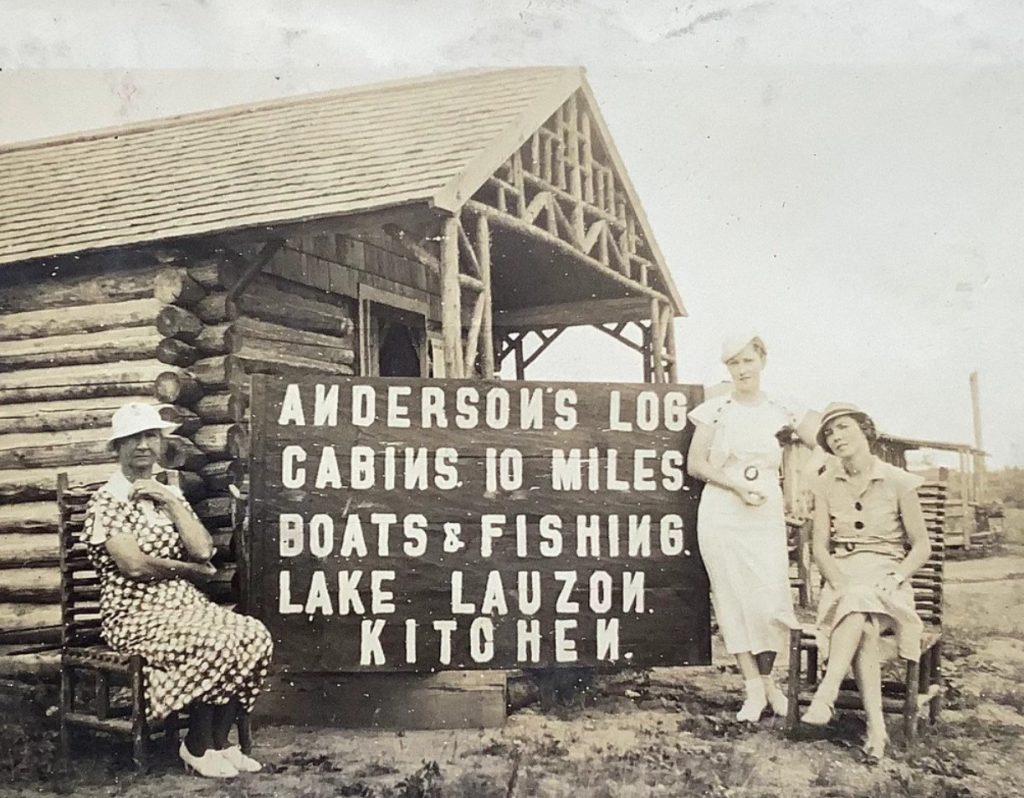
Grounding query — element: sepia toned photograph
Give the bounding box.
[1,1,1022,796]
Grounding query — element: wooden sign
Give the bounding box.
[248,376,710,672]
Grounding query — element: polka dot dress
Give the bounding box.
[84,476,273,720]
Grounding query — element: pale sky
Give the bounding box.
[2,1,1022,465]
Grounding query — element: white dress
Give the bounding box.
[689,394,803,655]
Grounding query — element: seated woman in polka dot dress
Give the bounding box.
[85,402,273,779]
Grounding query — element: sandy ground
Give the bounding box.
[5,550,1024,797]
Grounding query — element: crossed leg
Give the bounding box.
[802,612,867,724]
[852,619,887,755]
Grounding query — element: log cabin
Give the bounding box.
[0,67,686,721]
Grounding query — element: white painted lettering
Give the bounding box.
[278,384,306,425]
[281,445,306,489]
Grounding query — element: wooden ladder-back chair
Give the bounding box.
[57,472,250,770]
[784,481,947,743]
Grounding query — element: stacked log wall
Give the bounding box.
[0,228,431,656]
[0,253,236,649]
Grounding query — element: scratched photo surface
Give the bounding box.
[1,2,1022,796]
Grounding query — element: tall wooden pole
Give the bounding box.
[477,215,495,380]
[969,371,985,502]
[440,216,463,378]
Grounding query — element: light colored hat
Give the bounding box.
[721,331,765,363]
[108,402,178,444]
[816,402,871,452]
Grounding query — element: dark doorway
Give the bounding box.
[378,320,421,377]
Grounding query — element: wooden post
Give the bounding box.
[785,628,802,733]
[130,655,147,771]
[958,449,972,550]
[581,111,594,204]
[512,151,526,219]
[567,95,585,241]
[514,336,526,380]
[903,657,920,743]
[555,107,567,190]
[641,322,653,384]
[663,305,678,382]
[440,216,463,378]
[969,371,985,501]
[477,215,495,379]
[650,300,665,384]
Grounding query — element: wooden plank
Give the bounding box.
[0,534,59,566]
[248,376,708,673]
[0,428,115,470]
[0,602,60,633]
[253,671,507,729]
[0,298,163,341]
[0,263,164,313]
[0,360,181,405]
[0,567,60,601]
[0,395,154,435]
[0,464,117,502]
[494,298,654,329]
[0,502,60,534]
[0,326,162,371]
[229,276,356,338]
[0,652,59,678]
[230,316,354,351]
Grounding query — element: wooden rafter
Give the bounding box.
[464,201,665,303]
[494,327,566,380]
[470,90,679,311]
[595,321,646,354]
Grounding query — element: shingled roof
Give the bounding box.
[0,67,680,312]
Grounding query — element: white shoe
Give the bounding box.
[179,742,239,778]
[736,678,767,722]
[763,679,789,716]
[219,745,262,773]
[800,699,834,726]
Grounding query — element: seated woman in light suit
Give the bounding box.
[803,403,931,761]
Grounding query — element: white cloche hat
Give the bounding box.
[107,402,178,445]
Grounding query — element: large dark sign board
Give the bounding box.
[248,376,710,672]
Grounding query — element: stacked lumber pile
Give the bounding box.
[914,481,947,624]
[0,250,357,653]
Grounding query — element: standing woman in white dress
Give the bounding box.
[687,333,816,721]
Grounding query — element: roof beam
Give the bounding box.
[463,200,669,304]
[493,297,654,328]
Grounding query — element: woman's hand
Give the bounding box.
[738,488,767,507]
[191,561,218,582]
[131,478,181,507]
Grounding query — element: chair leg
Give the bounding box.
[129,656,147,772]
[929,642,943,724]
[59,664,73,769]
[163,713,182,755]
[237,710,253,755]
[785,627,802,733]
[903,657,920,745]
[95,671,110,720]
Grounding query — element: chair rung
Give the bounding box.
[65,712,133,735]
[64,655,132,673]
